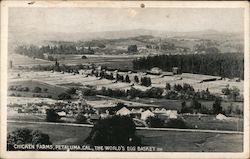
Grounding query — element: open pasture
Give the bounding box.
[9,54,53,67]
[7,122,243,152]
[8,80,69,99]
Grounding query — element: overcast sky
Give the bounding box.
[9,7,244,33]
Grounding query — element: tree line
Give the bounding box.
[133,53,244,79]
[14,44,94,60]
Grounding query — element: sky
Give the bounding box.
[9,7,244,33]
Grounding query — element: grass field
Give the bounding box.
[7,122,243,152]
[125,97,244,113]
[10,54,137,70]
[10,54,53,67]
[8,80,69,99]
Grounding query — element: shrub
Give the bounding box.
[190,98,201,110]
[165,118,187,129]
[23,87,30,92]
[141,77,151,87]
[67,87,77,95]
[7,128,52,150]
[85,115,141,147]
[125,75,131,83]
[146,116,164,128]
[43,88,48,93]
[165,83,171,90]
[134,75,139,83]
[33,87,42,93]
[81,55,87,59]
[82,88,96,96]
[46,109,61,122]
[180,101,193,114]
[212,98,222,114]
[58,92,71,100]
[144,87,163,98]
[128,45,137,53]
[75,113,87,124]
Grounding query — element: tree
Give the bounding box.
[134,75,139,83]
[125,75,131,83]
[165,118,187,129]
[165,83,171,90]
[53,59,61,72]
[144,87,163,98]
[85,115,141,147]
[46,109,61,122]
[132,53,244,80]
[205,47,220,54]
[75,113,87,124]
[58,92,71,100]
[33,87,42,93]
[141,77,151,87]
[128,45,137,53]
[43,88,48,93]
[81,55,87,59]
[230,87,240,102]
[173,84,182,92]
[7,128,52,150]
[191,98,201,110]
[146,116,164,128]
[212,98,222,114]
[66,87,77,95]
[222,88,231,95]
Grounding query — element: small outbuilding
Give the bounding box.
[172,67,182,75]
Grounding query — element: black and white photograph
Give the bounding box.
[0,1,249,159]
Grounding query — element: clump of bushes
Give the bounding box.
[33,87,42,93]
[75,113,87,124]
[85,115,141,147]
[46,109,61,122]
[57,92,71,100]
[146,116,164,128]
[7,128,52,150]
[8,85,30,92]
[165,118,187,129]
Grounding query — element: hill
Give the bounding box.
[8,80,70,99]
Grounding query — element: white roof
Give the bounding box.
[141,110,155,120]
[165,110,178,117]
[169,112,178,119]
[216,113,227,120]
[116,107,131,116]
[57,111,66,116]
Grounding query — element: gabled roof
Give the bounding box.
[116,107,131,116]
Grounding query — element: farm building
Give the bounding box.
[147,67,162,75]
[116,107,131,116]
[57,111,66,117]
[141,110,155,120]
[216,113,228,120]
[172,67,182,75]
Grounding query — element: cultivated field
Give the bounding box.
[8,70,243,96]
[7,122,243,152]
[10,54,140,70]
